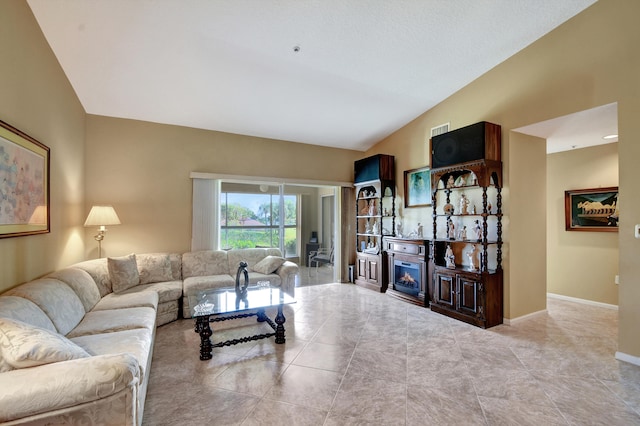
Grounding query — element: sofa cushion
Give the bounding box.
[157,308,179,327]
[227,248,259,272]
[47,268,101,312]
[227,248,283,274]
[182,250,230,278]
[108,254,140,293]
[128,281,182,304]
[67,307,156,338]
[252,255,286,274]
[168,253,183,280]
[0,296,56,332]
[5,279,86,336]
[266,248,284,257]
[72,259,113,297]
[71,328,153,380]
[182,275,236,318]
[157,299,179,317]
[93,290,159,312]
[137,253,173,284]
[0,318,89,371]
[0,353,139,424]
[0,350,8,373]
[183,275,235,295]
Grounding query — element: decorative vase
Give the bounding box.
[235,261,249,304]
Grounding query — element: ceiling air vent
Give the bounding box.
[431,122,450,137]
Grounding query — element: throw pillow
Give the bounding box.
[0,318,89,369]
[108,254,140,293]
[252,256,286,274]
[137,254,173,285]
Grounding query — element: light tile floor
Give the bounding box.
[143,283,640,425]
[296,265,336,287]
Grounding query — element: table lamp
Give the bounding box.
[84,205,121,257]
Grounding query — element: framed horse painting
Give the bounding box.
[564,187,618,232]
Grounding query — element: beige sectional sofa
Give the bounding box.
[0,248,297,425]
[0,270,158,426]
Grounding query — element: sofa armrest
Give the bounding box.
[276,261,298,297]
[0,353,140,423]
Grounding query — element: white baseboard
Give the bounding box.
[615,351,640,367]
[547,293,618,310]
[504,292,618,325]
[503,308,548,326]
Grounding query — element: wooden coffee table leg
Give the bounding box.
[196,316,213,360]
[275,304,286,344]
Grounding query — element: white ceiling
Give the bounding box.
[27,0,597,152]
[515,103,618,154]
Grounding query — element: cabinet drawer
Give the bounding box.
[391,243,420,255]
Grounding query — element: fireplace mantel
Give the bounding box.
[383,237,430,306]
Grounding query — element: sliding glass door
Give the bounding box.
[219,184,298,257]
[191,176,340,280]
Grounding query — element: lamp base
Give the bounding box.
[94,229,106,258]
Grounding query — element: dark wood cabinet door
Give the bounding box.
[367,257,379,285]
[356,257,367,281]
[457,275,478,314]
[434,272,455,306]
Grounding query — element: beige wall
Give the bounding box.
[84,115,361,258]
[0,1,86,293]
[507,132,547,318]
[547,143,619,305]
[368,0,640,357]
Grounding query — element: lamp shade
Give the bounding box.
[28,205,48,225]
[84,205,121,227]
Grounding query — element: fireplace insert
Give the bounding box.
[393,260,421,296]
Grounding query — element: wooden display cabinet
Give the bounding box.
[429,156,503,328]
[354,154,395,292]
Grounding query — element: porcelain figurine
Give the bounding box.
[459,193,469,215]
[474,219,483,241]
[445,244,455,269]
[447,219,455,240]
[446,175,455,189]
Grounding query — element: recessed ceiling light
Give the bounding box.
[603,134,618,140]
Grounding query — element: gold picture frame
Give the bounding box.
[0,120,50,238]
[564,187,618,232]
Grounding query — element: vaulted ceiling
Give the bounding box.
[28,0,597,151]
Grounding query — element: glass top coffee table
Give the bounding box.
[189,285,296,360]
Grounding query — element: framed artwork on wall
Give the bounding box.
[0,120,50,238]
[404,166,431,208]
[564,187,618,232]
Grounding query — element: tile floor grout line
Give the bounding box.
[323,296,371,424]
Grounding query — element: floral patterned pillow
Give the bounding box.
[0,317,89,370]
[252,256,285,274]
[108,254,140,293]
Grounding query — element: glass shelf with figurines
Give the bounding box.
[429,158,503,275]
[355,182,395,257]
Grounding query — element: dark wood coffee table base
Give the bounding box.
[194,304,286,360]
